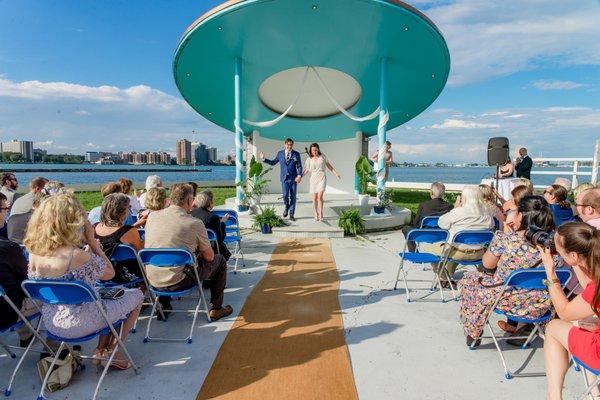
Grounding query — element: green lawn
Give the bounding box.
[75,187,236,211]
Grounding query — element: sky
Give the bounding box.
[0,0,599,162]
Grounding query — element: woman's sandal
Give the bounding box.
[497,320,518,334]
[100,349,131,370]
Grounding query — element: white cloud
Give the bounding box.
[503,114,526,119]
[0,76,230,155]
[430,118,500,129]
[531,80,587,90]
[482,111,509,116]
[418,1,600,85]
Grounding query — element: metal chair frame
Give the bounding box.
[436,230,495,301]
[216,210,245,273]
[0,284,54,397]
[98,244,165,332]
[468,268,572,380]
[20,279,140,400]
[419,216,440,229]
[138,248,210,344]
[394,228,451,302]
[572,356,600,400]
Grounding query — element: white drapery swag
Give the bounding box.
[242,66,381,128]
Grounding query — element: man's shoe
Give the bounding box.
[210,305,233,321]
[283,209,288,218]
[289,215,296,221]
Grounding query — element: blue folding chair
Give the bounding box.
[493,217,501,231]
[19,245,29,262]
[438,230,495,301]
[222,214,245,273]
[138,248,210,344]
[473,268,572,379]
[419,216,440,228]
[137,228,145,241]
[551,204,576,226]
[21,279,139,400]
[0,284,53,397]
[572,356,600,400]
[394,229,450,302]
[206,228,220,254]
[98,244,162,332]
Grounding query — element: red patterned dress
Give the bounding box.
[458,231,561,338]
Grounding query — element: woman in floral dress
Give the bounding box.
[459,195,561,345]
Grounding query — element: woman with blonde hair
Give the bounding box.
[25,194,143,369]
[138,175,162,209]
[138,187,169,220]
[478,184,504,224]
[420,185,494,286]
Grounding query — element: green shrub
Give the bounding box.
[252,206,285,230]
[338,208,365,236]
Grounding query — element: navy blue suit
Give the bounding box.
[263,149,303,216]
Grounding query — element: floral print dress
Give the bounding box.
[458,231,561,338]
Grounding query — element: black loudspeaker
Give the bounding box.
[487,137,510,166]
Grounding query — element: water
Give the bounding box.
[0,163,590,188]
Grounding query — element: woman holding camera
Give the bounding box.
[459,195,560,346]
[542,222,600,400]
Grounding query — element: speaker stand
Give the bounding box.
[495,165,501,205]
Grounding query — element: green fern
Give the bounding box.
[338,208,365,236]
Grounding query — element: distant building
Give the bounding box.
[176,139,192,165]
[207,147,217,163]
[85,151,101,163]
[1,139,34,161]
[158,151,172,164]
[194,142,208,165]
[131,152,147,164]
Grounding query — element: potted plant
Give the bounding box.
[355,156,375,208]
[237,156,271,211]
[373,188,393,214]
[338,208,365,236]
[252,206,285,234]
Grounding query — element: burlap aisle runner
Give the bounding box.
[196,238,358,400]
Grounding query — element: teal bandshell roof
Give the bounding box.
[173,0,450,142]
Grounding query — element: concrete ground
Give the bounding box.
[0,230,584,399]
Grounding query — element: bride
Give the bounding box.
[302,143,341,221]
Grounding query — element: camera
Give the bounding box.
[525,225,556,253]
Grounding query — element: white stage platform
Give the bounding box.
[222,194,411,238]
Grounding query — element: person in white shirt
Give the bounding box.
[419,185,494,286]
[138,175,162,210]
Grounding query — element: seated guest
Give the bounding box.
[144,183,232,321]
[458,196,559,345]
[118,178,142,216]
[0,193,7,239]
[502,184,533,214]
[576,188,600,229]
[9,177,48,216]
[188,182,199,197]
[1,172,19,206]
[401,182,453,251]
[138,187,169,220]
[573,183,595,219]
[94,193,144,284]
[554,177,572,192]
[541,222,600,399]
[25,194,143,369]
[89,182,142,227]
[7,192,48,244]
[138,175,162,209]
[0,195,35,346]
[545,184,575,225]
[191,190,232,261]
[479,184,504,224]
[419,185,494,286]
[44,180,68,195]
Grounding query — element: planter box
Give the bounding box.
[260,223,272,234]
[373,206,386,214]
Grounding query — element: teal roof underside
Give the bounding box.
[173,0,450,142]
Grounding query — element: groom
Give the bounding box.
[260,138,302,221]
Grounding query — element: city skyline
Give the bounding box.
[0,1,599,162]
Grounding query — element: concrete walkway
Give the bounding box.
[0,231,584,399]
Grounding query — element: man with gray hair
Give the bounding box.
[401,182,453,251]
[191,190,231,261]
